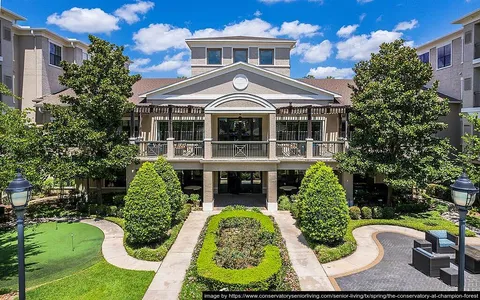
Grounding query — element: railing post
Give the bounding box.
[269,139,276,159]
[167,138,174,159]
[204,138,212,159]
[306,138,313,158]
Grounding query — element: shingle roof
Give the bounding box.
[299,78,354,106]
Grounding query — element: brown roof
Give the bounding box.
[299,78,354,106]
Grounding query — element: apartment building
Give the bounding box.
[416,9,480,147]
[0,7,88,119]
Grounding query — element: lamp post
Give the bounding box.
[5,170,33,300]
[450,171,479,292]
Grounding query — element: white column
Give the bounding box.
[269,113,276,159]
[167,138,174,159]
[306,138,313,158]
[204,113,212,159]
[267,171,278,211]
[203,171,214,211]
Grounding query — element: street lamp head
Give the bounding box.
[450,171,479,209]
[5,170,33,209]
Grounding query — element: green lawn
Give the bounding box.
[26,260,154,300]
[0,222,104,291]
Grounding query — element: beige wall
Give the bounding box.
[438,102,462,150]
[1,18,15,107]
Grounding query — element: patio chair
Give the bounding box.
[412,247,450,277]
[425,230,458,254]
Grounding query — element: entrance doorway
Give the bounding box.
[218,171,262,194]
[218,118,262,141]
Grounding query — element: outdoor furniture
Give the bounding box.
[279,186,297,195]
[414,239,432,253]
[412,247,450,277]
[425,230,458,254]
[451,245,480,274]
[184,185,202,195]
[440,267,458,287]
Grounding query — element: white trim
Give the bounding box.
[461,107,480,113]
[267,202,278,212]
[436,42,452,71]
[145,94,333,101]
[203,201,214,211]
[206,48,223,65]
[139,62,342,99]
[48,40,63,68]
[418,51,430,64]
[205,93,276,113]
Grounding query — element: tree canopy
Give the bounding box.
[460,113,480,185]
[336,39,458,192]
[43,35,140,184]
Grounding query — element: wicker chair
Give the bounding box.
[412,247,451,277]
[425,230,458,254]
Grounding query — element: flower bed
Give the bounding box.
[180,208,299,299]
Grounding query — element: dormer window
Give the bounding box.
[234,49,248,63]
[207,48,222,65]
[259,49,274,65]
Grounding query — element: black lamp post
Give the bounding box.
[450,171,479,291]
[5,170,33,300]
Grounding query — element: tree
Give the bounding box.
[154,157,184,222]
[460,113,480,185]
[124,162,171,244]
[0,84,46,192]
[325,76,335,79]
[298,162,349,244]
[303,74,315,79]
[336,40,458,199]
[43,36,140,191]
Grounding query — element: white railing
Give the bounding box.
[313,141,345,158]
[212,141,268,158]
[174,141,204,158]
[276,141,306,158]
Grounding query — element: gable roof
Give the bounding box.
[139,62,342,99]
[299,78,354,106]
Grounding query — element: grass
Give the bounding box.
[26,259,154,300]
[0,222,103,292]
[312,211,476,263]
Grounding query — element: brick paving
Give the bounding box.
[336,232,480,291]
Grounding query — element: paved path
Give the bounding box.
[143,211,212,300]
[81,219,160,271]
[267,211,335,291]
[324,225,480,278]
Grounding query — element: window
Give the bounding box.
[233,49,248,63]
[173,121,204,140]
[157,121,169,141]
[207,48,222,65]
[3,27,11,42]
[4,75,13,91]
[465,31,472,44]
[49,42,62,67]
[437,44,451,69]
[121,119,139,137]
[259,49,274,65]
[464,78,472,91]
[418,52,429,64]
[82,51,90,61]
[276,120,323,140]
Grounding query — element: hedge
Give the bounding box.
[196,210,281,288]
[154,157,184,222]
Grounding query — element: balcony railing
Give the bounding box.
[313,141,345,158]
[174,141,204,158]
[212,141,268,158]
[139,141,167,157]
[474,92,480,107]
[276,141,306,158]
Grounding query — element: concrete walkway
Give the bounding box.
[81,219,160,271]
[143,211,212,300]
[323,225,480,278]
[267,211,335,291]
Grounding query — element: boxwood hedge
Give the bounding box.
[196,210,281,289]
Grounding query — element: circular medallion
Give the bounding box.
[232,74,249,91]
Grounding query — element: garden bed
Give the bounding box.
[105,203,192,261]
[180,208,299,299]
[311,211,476,263]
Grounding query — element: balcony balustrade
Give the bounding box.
[138,141,167,157]
[313,141,345,158]
[276,141,307,158]
[174,141,204,158]
[212,141,269,159]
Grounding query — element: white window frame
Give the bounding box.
[418,52,430,64]
[206,48,223,65]
[258,48,275,66]
[436,42,452,70]
[49,40,63,68]
[233,48,249,64]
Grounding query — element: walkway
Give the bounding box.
[81,219,160,271]
[324,225,480,278]
[143,211,211,300]
[267,211,335,291]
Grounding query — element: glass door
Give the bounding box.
[218,118,262,141]
[218,171,262,194]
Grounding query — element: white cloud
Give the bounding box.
[254,10,262,17]
[292,40,332,63]
[357,0,374,3]
[269,20,321,39]
[336,30,403,61]
[376,15,383,22]
[130,52,190,76]
[46,7,120,34]
[114,1,155,25]
[133,18,321,54]
[133,24,191,54]
[359,13,367,22]
[337,24,359,38]
[394,19,419,31]
[308,67,354,79]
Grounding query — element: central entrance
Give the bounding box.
[218,171,262,194]
[218,118,262,141]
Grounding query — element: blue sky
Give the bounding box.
[3,0,479,78]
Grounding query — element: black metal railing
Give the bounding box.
[212,141,268,158]
[138,141,168,157]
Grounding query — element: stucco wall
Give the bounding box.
[191,47,205,65]
[1,18,15,107]
[438,102,462,150]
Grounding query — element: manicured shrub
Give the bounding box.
[298,162,349,244]
[290,202,300,220]
[361,207,372,219]
[278,195,291,211]
[349,206,361,220]
[372,206,383,219]
[112,194,125,206]
[154,157,183,221]
[382,207,395,219]
[190,194,201,208]
[175,204,192,223]
[124,162,171,245]
[395,201,430,214]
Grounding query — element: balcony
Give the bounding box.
[313,141,345,158]
[276,141,307,158]
[174,141,204,158]
[139,141,167,157]
[212,141,268,159]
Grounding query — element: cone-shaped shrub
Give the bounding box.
[124,162,171,244]
[154,157,183,221]
[298,162,349,244]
